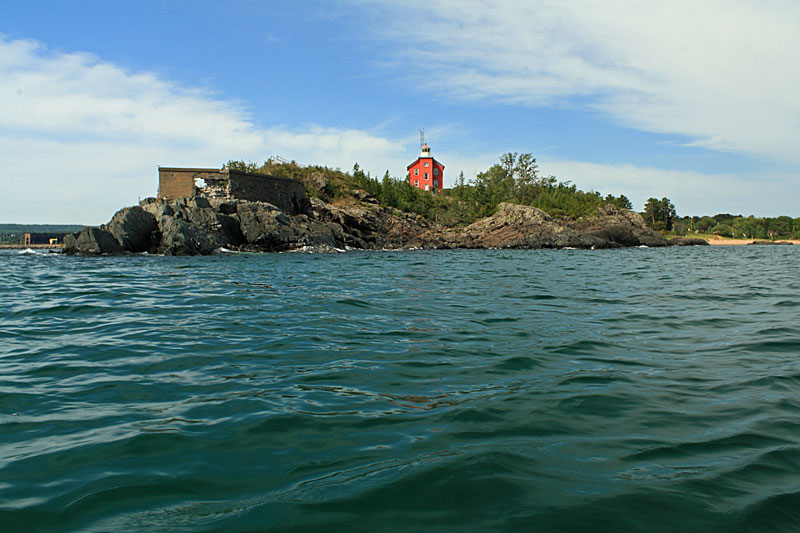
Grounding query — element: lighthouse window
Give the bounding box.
[434,179,438,187]
[414,180,419,187]
[424,173,429,179]
[424,162,430,167]
[414,168,419,176]
[433,168,438,176]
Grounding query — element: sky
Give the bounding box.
[1,0,799,224]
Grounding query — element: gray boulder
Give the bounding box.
[571,205,669,247]
[234,201,341,251]
[304,171,335,201]
[156,217,220,255]
[63,227,124,255]
[234,201,290,247]
[148,198,241,254]
[105,206,159,252]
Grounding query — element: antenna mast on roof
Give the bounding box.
[419,129,425,150]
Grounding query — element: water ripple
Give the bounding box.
[2,247,800,530]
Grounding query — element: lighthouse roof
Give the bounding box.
[407,157,445,170]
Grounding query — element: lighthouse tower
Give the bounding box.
[407,136,445,193]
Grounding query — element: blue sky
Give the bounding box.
[2,0,799,224]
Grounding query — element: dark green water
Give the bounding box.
[3,247,800,531]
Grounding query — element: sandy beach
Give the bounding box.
[705,237,799,246]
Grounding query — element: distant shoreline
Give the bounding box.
[0,244,63,250]
[4,239,795,250]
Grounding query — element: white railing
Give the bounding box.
[269,155,306,168]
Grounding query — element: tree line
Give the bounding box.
[0,224,85,244]
[639,197,800,239]
[229,153,632,227]
[672,214,799,239]
[349,152,631,226]
[227,156,799,237]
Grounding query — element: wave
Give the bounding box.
[4,248,800,530]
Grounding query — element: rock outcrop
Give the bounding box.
[104,206,160,252]
[63,227,124,255]
[669,237,710,246]
[62,196,693,256]
[445,203,607,249]
[569,205,669,247]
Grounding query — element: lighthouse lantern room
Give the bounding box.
[407,132,444,193]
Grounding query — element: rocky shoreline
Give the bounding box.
[63,195,705,256]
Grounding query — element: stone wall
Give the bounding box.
[158,168,222,199]
[157,167,309,215]
[227,171,309,215]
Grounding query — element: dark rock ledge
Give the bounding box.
[63,197,695,256]
[668,237,711,246]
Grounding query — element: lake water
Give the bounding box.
[2,246,800,531]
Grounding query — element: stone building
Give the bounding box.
[157,167,310,215]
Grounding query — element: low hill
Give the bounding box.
[0,224,86,244]
[226,153,632,227]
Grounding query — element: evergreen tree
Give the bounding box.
[643,197,676,231]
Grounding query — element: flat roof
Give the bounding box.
[158,167,222,173]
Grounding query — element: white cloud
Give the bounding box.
[362,0,800,164]
[540,159,795,217]
[263,126,408,177]
[0,36,409,224]
[2,24,796,225]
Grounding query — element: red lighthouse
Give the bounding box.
[407,142,444,193]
